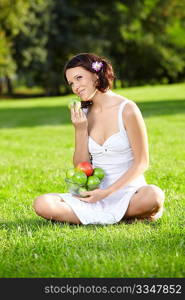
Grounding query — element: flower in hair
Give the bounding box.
[92,61,103,72]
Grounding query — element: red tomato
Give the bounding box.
[76,161,94,177]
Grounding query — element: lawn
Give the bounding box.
[0,83,184,278]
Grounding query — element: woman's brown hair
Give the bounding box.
[63,53,115,108]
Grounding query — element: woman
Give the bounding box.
[33,53,165,225]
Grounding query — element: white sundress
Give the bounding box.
[51,100,148,225]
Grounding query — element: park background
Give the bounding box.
[0,0,184,278]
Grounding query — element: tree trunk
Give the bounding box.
[5,76,13,95]
[113,79,117,89]
[121,79,124,88]
[0,80,3,95]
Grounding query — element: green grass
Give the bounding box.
[0,82,185,278]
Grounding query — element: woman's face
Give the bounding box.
[66,66,98,101]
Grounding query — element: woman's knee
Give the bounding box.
[33,194,57,220]
[148,185,165,210]
[124,185,165,219]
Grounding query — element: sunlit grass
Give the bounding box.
[0,82,184,277]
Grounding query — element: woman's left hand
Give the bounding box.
[75,188,108,203]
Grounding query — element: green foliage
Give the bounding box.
[1,0,185,94]
[0,31,16,77]
[0,0,30,80]
[0,0,29,36]
[110,0,185,85]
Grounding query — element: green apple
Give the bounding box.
[78,186,88,197]
[68,182,78,194]
[72,171,87,185]
[93,167,105,180]
[66,168,75,179]
[87,175,100,190]
[68,99,81,110]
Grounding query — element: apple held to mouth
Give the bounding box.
[68,99,81,110]
[76,161,94,177]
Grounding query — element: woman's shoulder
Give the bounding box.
[112,93,135,106]
[121,98,143,123]
[109,91,141,118]
[115,94,138,112]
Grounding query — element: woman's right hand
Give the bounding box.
[71,105,88,131]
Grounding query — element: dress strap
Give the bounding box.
[118,100,130,132]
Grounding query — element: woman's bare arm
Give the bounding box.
[106,101,149,195]
[71,106,91,167]
[73,129,90,167]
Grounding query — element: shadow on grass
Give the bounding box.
[0,93,46,99]
[138,99,185,118]
[0,99,184,129]
[0,218,109,231]
[0,218,81,232]
[0,216,162,233]
[0,105,70,129]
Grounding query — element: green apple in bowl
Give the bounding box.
[66,168,75,179]
[71,171,87,185]
[78,186,88,197]
[87,175,100,191]
[93,167,105,180]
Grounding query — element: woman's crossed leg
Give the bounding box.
[124,184,165,221]
[33,194,81,224]
[33,184,164,225]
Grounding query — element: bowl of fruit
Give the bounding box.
[65,161,105,197]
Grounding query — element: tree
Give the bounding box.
[10,0,185,95]
[0,0,30,94]
[14,0,112,95]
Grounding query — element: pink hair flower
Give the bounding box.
[92,61,103,72]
